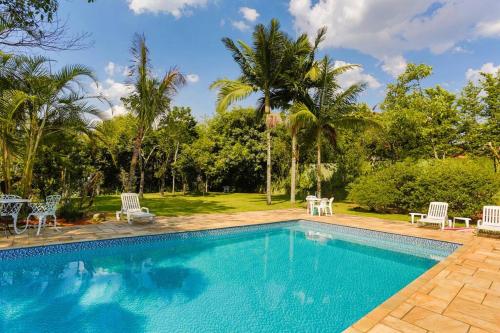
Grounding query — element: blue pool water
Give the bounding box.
[0,221,458,332]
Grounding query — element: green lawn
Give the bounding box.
[93,192,409,222]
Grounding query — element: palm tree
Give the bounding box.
[210,19,310,205]
[283,28,326,203]
[289,56,374,197]
[0,55,103,196]
[125,34,185,193]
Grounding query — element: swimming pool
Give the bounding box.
[0,220,458,332]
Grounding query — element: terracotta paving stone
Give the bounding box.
[1,208,500,333]
[457,285,487,303]
[381,316,427,333]
[390,302,414,319]
[482,294,500,310]
[407,292,450,313]
[444,297,500,332]
[403,306,469,332]
[469,327,496,333]
[367,323,401,333]
[428,281,463,302]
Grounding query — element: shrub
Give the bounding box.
[348,158,500,218]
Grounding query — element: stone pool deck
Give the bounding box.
[1,209,500,333]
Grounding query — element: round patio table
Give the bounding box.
[0,198,30,234]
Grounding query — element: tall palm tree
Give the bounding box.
[289,56,374,197]
[210,19,310,205]
[125,34,185,193]
[283,28,326,203]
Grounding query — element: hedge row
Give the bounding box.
[347,158,500,218]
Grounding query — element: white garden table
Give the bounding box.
[451,216,471,228]
[0,198,30,234]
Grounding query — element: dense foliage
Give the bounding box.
[348,159,500,218]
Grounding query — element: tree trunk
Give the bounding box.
[290,132,297,203]
[138,156,145,199]
[172,141,179,195]
[266,129,272,205]
[205,178,208,194]
[316,138,322,198]
[1,144,11,193]
[21,116,45,197]
[127,127,143,193]
[160,176,165,196]
[265,95,272,205]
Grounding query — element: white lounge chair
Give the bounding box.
[477,206,500,233]
[116,193,155,224]
[410,202,449,230]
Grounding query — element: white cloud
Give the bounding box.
[381,55,407,77]
[128,0,210,18]
[232,20,250,32]
[186,73,200,83]
[333,60,381,89]
[104,62,128,77]
[465,62,500,83]
[289,0,500,77]
[476,20,500,37]
[104,62,116,77]
[92,79,133,105]
[240,7,259,22]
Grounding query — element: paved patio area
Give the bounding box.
[1,209,500,333]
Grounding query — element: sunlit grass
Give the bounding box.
[93,192,409,222]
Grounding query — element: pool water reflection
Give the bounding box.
[0,223,440,332]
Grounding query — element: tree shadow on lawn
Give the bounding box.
[94,195,233,217]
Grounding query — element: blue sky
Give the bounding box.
[45,0,500,119]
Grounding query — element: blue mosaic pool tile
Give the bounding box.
[0,220,460,261]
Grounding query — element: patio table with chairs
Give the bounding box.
[306,196,334,216]
[0,194,61,236]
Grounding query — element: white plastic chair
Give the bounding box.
[306,195,317,215]
[116,193,155,224]
[410,202,449,230]
[26,194,61,236]
[0,195,24,236]
[477,206,500,233]
[315,198,334,216]
[322,197,334,216]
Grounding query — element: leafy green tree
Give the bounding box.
[210,19,310,204]
[479,70,500,170]
[380,63,460,160]
[154,106,197,195]
[457,81,484,153]
[124,34,185,192]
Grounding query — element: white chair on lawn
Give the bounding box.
[410,202,449,230]
[306,195,317,215]
[27,194,61,236]
[116,193,155,224]
[477,206,500,233]
[322,197,334,216]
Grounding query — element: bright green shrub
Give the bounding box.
[348,158,500,218]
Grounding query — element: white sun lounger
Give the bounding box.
[116,193,155,224]
[477,206,500,233]
[410,202,448,230]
